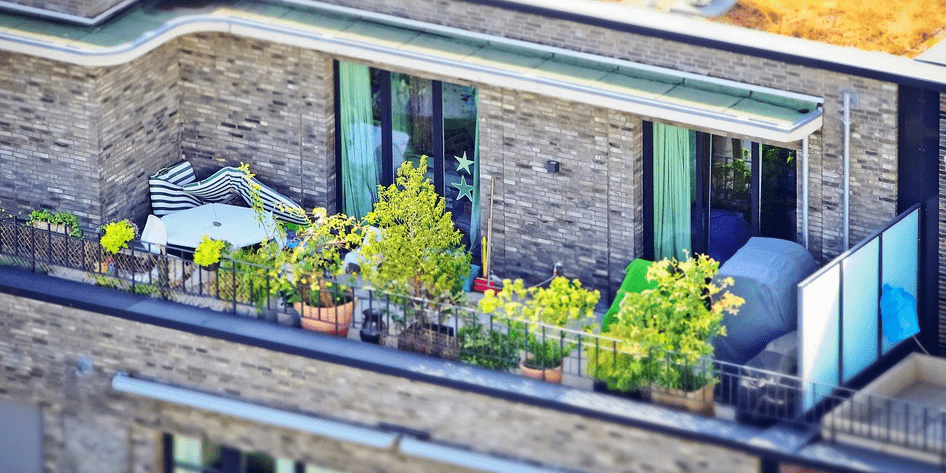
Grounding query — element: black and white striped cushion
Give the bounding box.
[149,161,202,216]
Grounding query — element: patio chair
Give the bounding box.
[140,214,192,286]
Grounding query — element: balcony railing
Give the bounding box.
[1,216,941,464]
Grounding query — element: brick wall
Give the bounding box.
[0,53,101,233]
[7,0,126,19]
[479,87,642,295]
[0,42,179,233]
[178,33,336,212]
[95,41,181,226]
[0,291,761,473]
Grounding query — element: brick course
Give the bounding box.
[0,291,761,473]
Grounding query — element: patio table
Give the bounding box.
[161,203,279,249]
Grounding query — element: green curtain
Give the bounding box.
[339,62,378,219]
[653,123,691,260]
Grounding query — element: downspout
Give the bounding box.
[802,136,809,249]
[842,93,852,250]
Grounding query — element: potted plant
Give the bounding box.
[479,276,599,383]
[271,207,364,337]
[604,252,744,415]
[99,219,140,273]
[458,316,520,372]
[28,209,82,237]
[193,235,229,271]
[359,157,471,358]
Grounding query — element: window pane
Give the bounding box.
[243,451,276,473]
[708,136,751,263]
[173,435,202,467]
[760,145,797,241]
[275,459,295,473]
[391,72,433,171]
[443,82,479,257]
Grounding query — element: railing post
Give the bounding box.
[30,221,35,273]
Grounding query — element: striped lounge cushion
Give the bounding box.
[149,161,202,216]
[182,167,307,225]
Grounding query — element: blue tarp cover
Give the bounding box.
[713,238,817,365]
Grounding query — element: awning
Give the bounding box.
[0,0,823,143]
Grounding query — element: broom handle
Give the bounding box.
[485,178,495,279]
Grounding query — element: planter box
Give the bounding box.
[397,323,458,360]
[649,382,715,416]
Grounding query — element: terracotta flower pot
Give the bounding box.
[520,362,563,384]
[295,298,355,337]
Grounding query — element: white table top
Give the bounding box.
[161,203,279,249]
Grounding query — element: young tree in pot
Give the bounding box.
[358,157,471,359]
[604,252,744,414]
[479,277,599,383]
[272,207,364,337]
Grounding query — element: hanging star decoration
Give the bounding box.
[454,151,474,174]
[451,152,475,202]
[452,175,475,203]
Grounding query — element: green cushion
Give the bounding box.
[602,259,656,332]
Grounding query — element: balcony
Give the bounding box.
[0,211,938,472]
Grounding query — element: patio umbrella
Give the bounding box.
[880,283,919,345]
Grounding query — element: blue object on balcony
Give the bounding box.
[880,283,919,344]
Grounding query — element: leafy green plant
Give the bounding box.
[479,276,599,369]
[28,209,82,237]
[236,165,363,310]
[193,236,229,268]
[458,318,520,371]
[98,220,137,255]
[360,156,471,326]
[605,252,744,391]
[218,243,279,313]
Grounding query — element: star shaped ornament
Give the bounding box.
[451,175,475,203]
[454,152,474,174]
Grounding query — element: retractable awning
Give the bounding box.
[0,0,823,143]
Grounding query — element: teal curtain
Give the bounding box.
[653,123,691,260]
[339,62,378,219]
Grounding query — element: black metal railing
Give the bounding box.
[1,216,941,463]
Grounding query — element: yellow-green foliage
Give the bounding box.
[193,236,229,267]
[99,220,136,255]
[720,0,946,57]
[360,156,470,305]
[600,253,744,390]
[479,276,599,368]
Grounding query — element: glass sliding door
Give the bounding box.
[390,72,433,174]
[337,61,480,258]
[648,122,798,264]
[442,83,480,254]
[760,145,797,241]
